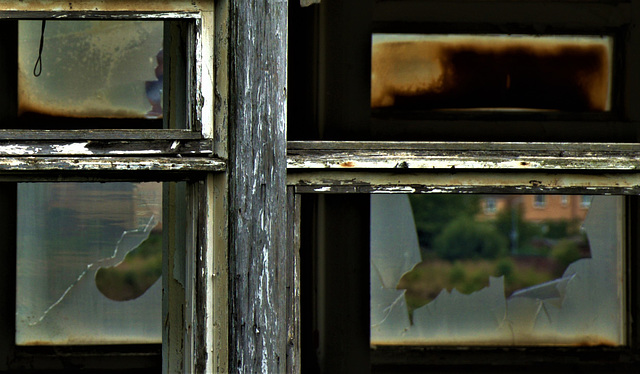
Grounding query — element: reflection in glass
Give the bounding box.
[371,194,624,346]
[16,183,162,345]
[371,34,612,112]
[18,21,163,120]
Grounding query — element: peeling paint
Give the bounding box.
[372,186,416,193]
[51,142,91,154]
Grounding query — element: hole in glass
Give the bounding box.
[371,194,625,346]
[371,34,612,112]
[16,182,162,345]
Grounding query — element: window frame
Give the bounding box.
[287,0,640,372]
[288,150,640,372]
[0,1,225,372]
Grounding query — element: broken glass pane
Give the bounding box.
[371,34,612,112]
[16,182,162,345]
[370,194,625,346]
[18,20,163,122]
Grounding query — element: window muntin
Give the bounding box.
[371,194,625,346]
[0,7,216,374]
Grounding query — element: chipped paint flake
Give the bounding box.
[51,142,92,154]
[373,186,417,193]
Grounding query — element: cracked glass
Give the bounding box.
[16,182,162,345]
[371,194,625,346]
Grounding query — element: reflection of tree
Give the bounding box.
[95,227,162,301]
[403,195,592,317]
[433,216,507,260]
[409,194,480,255]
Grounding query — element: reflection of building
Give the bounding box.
[480,195,591,222]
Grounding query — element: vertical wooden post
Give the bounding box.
[229,0,291,372]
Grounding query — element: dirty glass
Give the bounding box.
[16,182,163,345]
[371,194,625,346]
[371,35,612,112]
[18,20,163,123]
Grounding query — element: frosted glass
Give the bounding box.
[372,34,612,112]
[16,183,162,345]
[371,194,625,346]
[18,20,163,119]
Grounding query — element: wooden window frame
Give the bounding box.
[0,1,226,373]
[287,0,640,372]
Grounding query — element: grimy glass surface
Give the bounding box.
[16,183,162,345]
[371,35,612,112]
[371,194,625,346]
[18,20,163,120]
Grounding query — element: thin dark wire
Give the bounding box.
[33,20,46,77]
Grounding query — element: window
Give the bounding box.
[533,195,547,208]
[0,1,223,372]
[582,195,594,209]
[288,0,640,372]
[483,197,497,214]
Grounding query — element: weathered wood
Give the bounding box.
[163,182,187,374]
[288,141,640,152]
[373,0,631,27]
[287,142,640,170]
[287,169,640,193]
[0,11,199,19]
[0,156,224,172]
[0,129,203,140]
[0,0,204,15]
[289,170,640,193]
[286,187,301,373]
[229,0,289,372]
[0,139,213,156]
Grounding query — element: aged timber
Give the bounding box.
[0,156,224,173]
[229,0,292,373]
[0,139,213,156]
[288,141,640,170]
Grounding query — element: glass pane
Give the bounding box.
[18,21,163,125]
[371,34,612,112]
[16,182,162,345]
[371,194,625,346]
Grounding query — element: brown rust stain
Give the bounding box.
[340,161,357,168]
[371,35,611,112]
[371,335,619,347]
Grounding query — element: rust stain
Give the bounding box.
[371,335,619,347]
[371,35,611,112]
[340,161,357,168]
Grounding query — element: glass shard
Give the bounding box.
[16,182,163,345]
[370,194,624,346]
[371,34,612,112]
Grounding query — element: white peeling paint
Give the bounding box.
[373,187,417,193]
[51,142,92,154]
[313,186,331,192]
[108,150,163,155]
[0,145,41,155]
